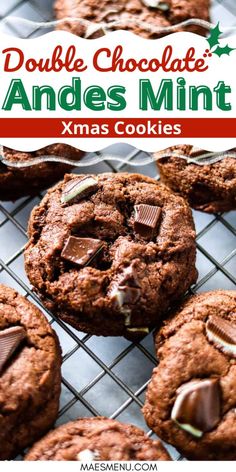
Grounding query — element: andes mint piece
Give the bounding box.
[110,285,141,326]
[110,263,141,326]
[127,327,149,334]
[206,315,236,358]
[171,379,221,438]
[115,285,141,305]
[62,236,104,266]
[0,326,26,373]
[61,177,98,205]
[189,147,206,158]
[77,450,98,461]
[134,204,161,238]
[142,0,170,11]
[119,262,141,288]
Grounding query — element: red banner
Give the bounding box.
[0,118,236,138]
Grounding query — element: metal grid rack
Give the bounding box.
[0,0,235,461]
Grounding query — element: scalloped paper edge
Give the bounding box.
[1,146,236,168]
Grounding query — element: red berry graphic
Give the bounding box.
[204,49,212,59]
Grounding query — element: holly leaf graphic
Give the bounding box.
[207,23,222,49]
[213,44,235,57]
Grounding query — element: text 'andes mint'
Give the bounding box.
[61,176,98,205]
[134,204,161,237]
[171,379,221,438]
[206,315,236,358]
[0,326,26,373]
[62,236,104,266]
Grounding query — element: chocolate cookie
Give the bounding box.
[143,290,236,460]
[54,0,210,38]
[24,172,197,338]
[0,284,61,460]
[155,145,236,213]
[25,417,171,460]
[0,144,83,201]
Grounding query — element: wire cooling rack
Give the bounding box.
[0,0,235,461]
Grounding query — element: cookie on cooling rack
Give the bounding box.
[143,290,236,460]
[24,172,197,339]
[0,284,61,460]
[25,416,171,460]
[0,145,83,201]
[54,0,210,38]
[155,145,236,213]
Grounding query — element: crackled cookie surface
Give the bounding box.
[24,173,197,338]
[54,0,209,38]
[0,145,83,201]
[155,145,236,213]
[0,284,61,460]
[143,290,236,460]
[26,417,171,460]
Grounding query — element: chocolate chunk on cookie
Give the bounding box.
[0,284,61,460]
[155,145,236,213]
[134,204,162,238]
[25,417,171,460]
[143,290,236,460]
[0,326,26,372]
[54,0,210,38]
[25,172,197,338]
[171,378,221,438]
[0,145,83,201]
[61,236,104,266]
